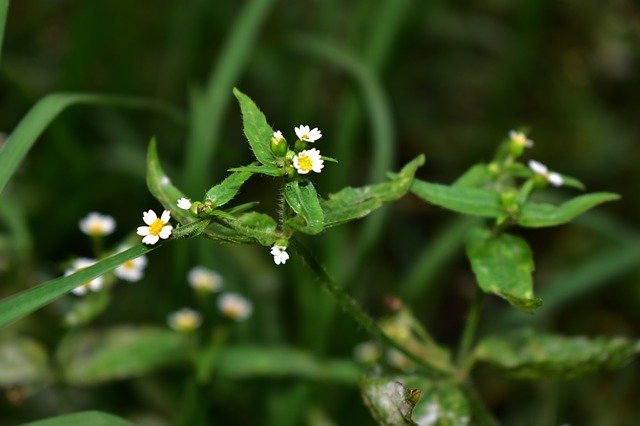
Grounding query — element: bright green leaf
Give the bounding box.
[0,245,155,329]
[229,164,282,177]
[453,164,493,188]
[518,192,620,228]
[20,411,133,426]
[474,329,640,379]
[284,180,324,235]
[56,326,188,385]
[466,227,541,312]
[0,335,50,386]
[412,180,503,218]
[205,170,252,207]
[233,88,277,166]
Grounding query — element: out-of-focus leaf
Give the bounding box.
[317,154,424,229]
[0,245,154,329]
[215,346,361,384]
[233,88,277,166]
[57,327,188,385]
[64,290,111,327]
[360,377,419,425]
[0,335,50,386]
[205,170,252,207]
[401,377,471,426]
[412,180,502,218]
[21,411,133,426]
[284,180,324,235]
[466,227,541,312]
[453,164,493,188]
[229,163,282,177]
[474,329,640,379]
[518,192,620,228]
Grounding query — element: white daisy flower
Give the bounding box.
[294,125,322,143]
[187,266,223,293]
[509,130,534,148]
[167,308,202,332]
[177,197,192,210]
[218,293,253,321]
[114,255,148,282]
[270,244,289,265]
[79,212,116,237]
[273,130,284,141]
[292,148,324,175]
[136,210,173,245]
[66,257,104,296]
[528,160,564,187]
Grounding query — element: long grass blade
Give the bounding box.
[0,0,8,63]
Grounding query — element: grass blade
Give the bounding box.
[0,0,8,63]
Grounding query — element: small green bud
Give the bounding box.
[500,189,520,216]
[189,202,202,217]
[195,200,215,218]
[270,132,288,157]
[488,162,500,175]
[294,139,307,152]
[508,142,525,158]
[283,165,296,178]
[275,238,288,247]
[285,150,295,161]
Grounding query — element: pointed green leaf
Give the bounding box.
[285,180,324,235]
[21,411,133,426]
[453,164,493,188]
[0,245,155,329]
[317,155,424,229]
[233,88,277,166]
[474,329,640,379]
[0,335,50,386]
[56,326,188,385]
[205,170,252,207]
[466,227,541,312]
[518,192,620,228]
[412,180,503,218]
[229,164,282,177]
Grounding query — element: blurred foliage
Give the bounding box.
[1,0,640,424]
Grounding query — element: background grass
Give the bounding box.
[1,1,640,424]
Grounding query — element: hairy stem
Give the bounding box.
[290,237,450,378]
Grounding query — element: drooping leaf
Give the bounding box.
[518,192,620,228]
[316,154,424,229]
[20,411,133,426]
[474,329,640,379]
[466,227,541,312]
[412,180,503,218]
[284,180,324,235]
[56,326,188,385]
[233,88,277,166]
[229,163,282,177]
[0,335,50,386]
[205,170,252,207]
[360,377,420,425]
[0,245,155,329]
[214,346,361,384]
[401,377,471,426]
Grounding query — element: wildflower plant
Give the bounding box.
[0,88,637,425]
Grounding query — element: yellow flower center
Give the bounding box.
[297,155,313,172]
[87,223,104,236]
[149,218,164,235]
[123,260,135,269]
[302,133,310,141]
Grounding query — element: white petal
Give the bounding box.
[159,225,173,239]
[548,172,564,187]
[528,160,548,175]
[177,198,192,209]
[295,125,310,140]
[143,210,157,225]
[89,279,103,291]
[137,226,150,236]
[273,130,283,140]
[142,234,160,245]
[160,210,171,223]
[72,285,88,296]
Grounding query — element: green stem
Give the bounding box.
[290,237,450,378]
[462,382,500,426]
[456,286,484,371]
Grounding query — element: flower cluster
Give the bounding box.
[271,124,325,176]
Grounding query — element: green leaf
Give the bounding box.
[0,245,155,329]
[466,227,541,312]
[474,329,640,379]
[453,164,493,188]
[412,180,503,218]
[233,88,277,166]
[56,326,188,385]
[285,180,324,235]
[214,212,278,246]
[518,192,620,228]
[0,94,183,197]
[0,335,50,386]
[205,171,252,207]
[229,164,282,177]
[317,155,424,229]
[360,377,420,425]
[401,377,471,426]
[20,411,133,426]
[215,346,361,384]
